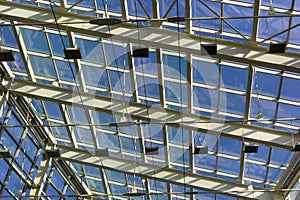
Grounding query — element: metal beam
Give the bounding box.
[1,1,300,73]
[276,152,300,189]
[29,154,52,198]
[2,77,299,150]
[0,89,8,117]
[11,24,36,81]
[251,0,261,41]
[282,158,300,198]
[57,145,283,200]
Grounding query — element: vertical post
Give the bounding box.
[29,153,51,199]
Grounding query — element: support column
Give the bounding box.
[0,89,9,118]
[29,153,51,199]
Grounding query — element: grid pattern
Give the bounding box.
[0,0,300,199]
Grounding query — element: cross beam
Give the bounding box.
[0,1,300,73]
[57,145,282,200]
[2,78,299,150]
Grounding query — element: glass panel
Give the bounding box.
[165,81,187,104]
[217,194,237,200]
[289,17,300,44]
[135,52,158,75]
[127,0,152,17]
[163,54,187,79]
[109,70,132,93]
[159,0,185,18]
[15,151,32,173]
[144,142,164,159]
[6,113,24,142]
[30,55,56,78]
[74,127,93,145]
[84,165,100,177]
[107,0,122,13]
[193,86,218,109]
[98,132,120,150]
[1,26,17,48]
[120,136,140,153]
[261,0,292,9]
[195,154,216,170]
[128,174,144,187]
[219,137,242,157]
[21,28,50,54]
[9,52,26,73]
[149,179,168,192]
[220,92,245,115]
[6,170,22,195]
[23,137,37,160]
[82,65,108,88]
[56,60,77,82]
[281,77,300,101]
[246,145,270,163]
[268,167,283,183]
[45,184,60,196]
[0,159,9,182]
[104,43,128,69]
[277,103,300,126]
[244,162,267,181]
[258,10,289,41]
[76,38,104,64]
[192,0,221,29]
[106,170,126,183]
[143,124,163,141]
[87,179,105,192]
[44,101,63,120]
[193,60,219,86]
[51,124,69,140]
[68,0,95,8]
[270,148,294,166]
[137,76,160,98]
[109,183,128,194]
[171,184,190,197]
[51,170,65,190]
[253,71,280,97]
[169,146,189,164]
[224,4,253,36]
[250,98,277,119]
[194,132,217,152]
[221,66,248,91]
[218,157,240,175]
[92,111,116,131]
[48,33,70,57]
[168,126,189,146]
[68,106,88,124]
[1,131,17,156]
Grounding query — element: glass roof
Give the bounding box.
[0,0,300,199]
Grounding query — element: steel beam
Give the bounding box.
[276,152,300,189]
[282,157,300,198]
[0,89,8,118]
[29,154,52,199]
[1,1,300,73]
[57,145,283,200]
[251,0,261,41]
[2,78,299,150]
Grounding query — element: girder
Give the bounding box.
[2,77,299,150]
[0,1,300,73]
[0,1,299,199]
[57,145,283,200]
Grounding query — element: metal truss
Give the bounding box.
[2,77,299,150]
[57,144,283,200]
[1,0,300,199]
[0,1,300,74]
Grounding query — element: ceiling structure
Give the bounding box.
[0,0,300,199]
